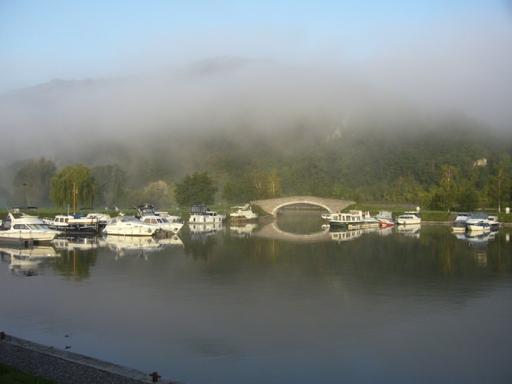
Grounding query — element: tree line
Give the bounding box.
[1,124,511,211]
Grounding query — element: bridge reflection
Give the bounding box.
[254,221,331,243]
[253,221,402,243]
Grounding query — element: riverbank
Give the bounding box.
[0,333,169,384]
[0,362,55,383]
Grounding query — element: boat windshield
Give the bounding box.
[470,212,488,219]
[120,216,139,223]
[27,224,50,230]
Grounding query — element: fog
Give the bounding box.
[0,10,511,164]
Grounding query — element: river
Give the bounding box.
[1,211,511,383]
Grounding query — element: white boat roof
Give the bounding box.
[7,213,46,225]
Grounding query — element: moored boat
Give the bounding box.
[328,210,376,229]
[189,204,225,224]
[103,216,160,236]
[140,214,184,234]
[375,211,394,227]
[396,212,421,225]
[465,212,499,232]
[229,204,258,221]
[0,213,60,243]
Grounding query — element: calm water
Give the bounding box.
[1,211,512,384]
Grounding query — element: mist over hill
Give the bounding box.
[0,55,511,208]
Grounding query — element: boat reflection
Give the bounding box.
[396,224,421,238]
[155,234,184,247]
[52,237,99,252]
[329,226,390,243]
[453,230,497,267]
[0,245,59,276]
[101,235,179,260]
[454,231,496,245]
[188,222,224,241]
[229,223,258,237]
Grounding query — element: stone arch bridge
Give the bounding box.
[252,196,354,216]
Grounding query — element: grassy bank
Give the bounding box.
[0,363,54,384]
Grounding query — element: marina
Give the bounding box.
[1,210,511,384]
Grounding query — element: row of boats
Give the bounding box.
[322,210,422,229]
[451,212,501,233]
[0,203,259,243]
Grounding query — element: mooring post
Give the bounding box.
[150,371,161,382]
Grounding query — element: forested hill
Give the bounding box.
[1,116,511,210]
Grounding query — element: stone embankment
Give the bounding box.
[0,332,173,384]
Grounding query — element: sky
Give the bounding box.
[1,0,510,92]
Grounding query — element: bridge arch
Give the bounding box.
[252,195,354,217]
[271,200,331,216]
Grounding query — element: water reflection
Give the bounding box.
[53,237,99,251]
[0,245,59,276]
[396,223,421,238]
[1,217,512,384]
[329,226,392,242]
[229,222,258,237]
[188,222,224,241]
[101,235,183,260]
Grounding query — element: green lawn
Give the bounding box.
[0,363,54,384]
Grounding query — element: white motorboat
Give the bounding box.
[0,213,60,242]
[103,216,159,236]
[466,220,491,233]
[140,214,184,233]
[451,212,470,233]
[466,212,499,232]
[375,211,394,227]
[189,205,225,224]
[396,212,421,225]
[46,214,104,233]
[156,211,182,223]
[328,210,378,229]
[229,204,258,220]
[84,213,111,226]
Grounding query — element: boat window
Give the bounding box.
[144,219,150,224]
[13,224,29,230]
[151,219,158,224]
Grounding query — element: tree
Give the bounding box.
[92,164,126,207]
[50,165,95,209]
[487,163,510,213]
[13,158,56,206]
[222,176,256,203]
[143,180,173,207]
[175,172,217,207]
[437,165,458,211]
[455,184,479,211]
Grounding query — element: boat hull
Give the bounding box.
[0,231,58,243]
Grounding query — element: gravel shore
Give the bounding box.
[0,333,170,384]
